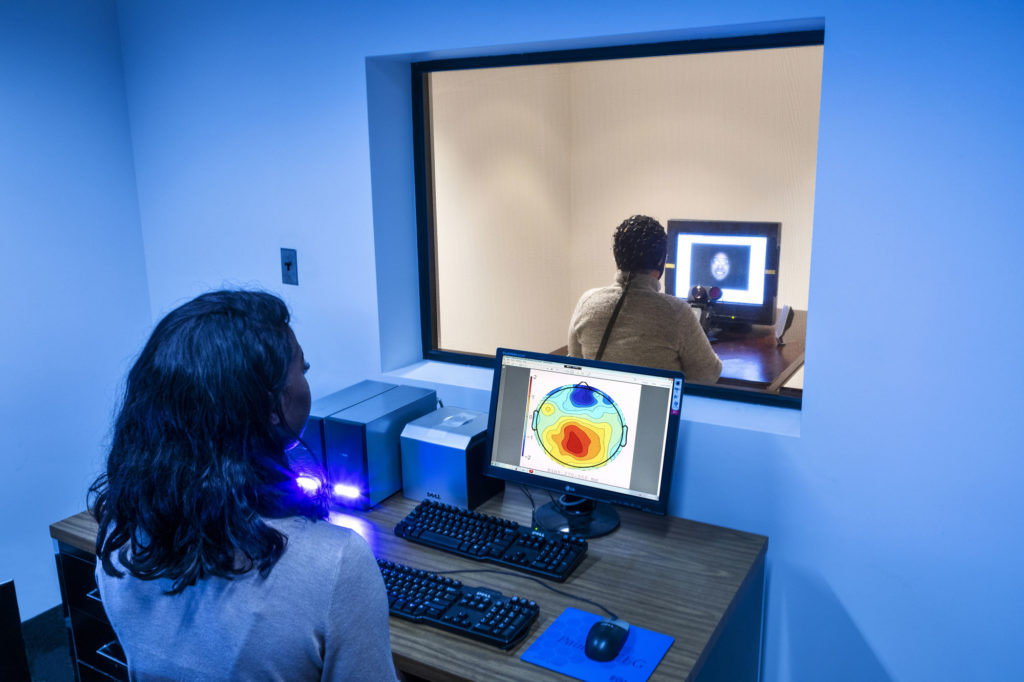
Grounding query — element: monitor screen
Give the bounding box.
[484,348,683,535]
[665,219,781,326]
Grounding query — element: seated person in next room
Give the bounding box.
[89,290,397,681]
[568,214,722,384]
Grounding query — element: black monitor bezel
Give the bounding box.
[484,347,683,516]
[665,219,781,326]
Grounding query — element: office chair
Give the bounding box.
[0,579,32,681]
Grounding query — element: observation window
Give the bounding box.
[412,29,824,407]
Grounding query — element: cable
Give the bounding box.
[520,485,536,509]
[546,490,573,518]
[519,485,538,529]
[433,568,617,620]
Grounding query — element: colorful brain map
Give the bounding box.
[531,382,628,469]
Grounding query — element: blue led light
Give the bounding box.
[296,476,322,494]
[333,483,361,499]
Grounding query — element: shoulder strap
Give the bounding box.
[595,273,635,362]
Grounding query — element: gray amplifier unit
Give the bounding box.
[400,406,504,510]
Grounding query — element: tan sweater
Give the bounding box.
[568,271,722,384]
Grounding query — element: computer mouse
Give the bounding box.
[584,618,630,662]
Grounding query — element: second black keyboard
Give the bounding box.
[394,500,588,581]
[377,559,539,649]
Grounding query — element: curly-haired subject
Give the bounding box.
[568,215,722,383]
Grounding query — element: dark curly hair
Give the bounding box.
[89,290,324,594]
[612,215,667,272]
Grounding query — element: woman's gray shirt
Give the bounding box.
[96,516,397,681]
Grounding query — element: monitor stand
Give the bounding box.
[533,495,620,538]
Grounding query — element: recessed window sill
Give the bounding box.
[381,360,800,437]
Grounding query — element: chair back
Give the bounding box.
[0,579,32,681]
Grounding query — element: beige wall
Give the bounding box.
[431,64,573,355]
[430,45,822,357]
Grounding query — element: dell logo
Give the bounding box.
[426,491,441,500]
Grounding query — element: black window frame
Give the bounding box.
[411,28,824,409]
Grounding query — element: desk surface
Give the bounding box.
[711,308,806,390]
[52,489,766,682]
[553,309,805,395]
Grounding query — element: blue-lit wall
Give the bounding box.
[2,1,1022,680]
[0,0,151,620]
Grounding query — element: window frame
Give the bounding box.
[410,29,824,409]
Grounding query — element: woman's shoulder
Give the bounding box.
[267,517,373,566]
[268,518,384,609]
[625,287,690,316]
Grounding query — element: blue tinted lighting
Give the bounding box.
[296,476,322,494]
[333,483,361,499]
[328,511,375,546]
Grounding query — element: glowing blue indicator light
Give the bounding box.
[333,484,361,499]
[296,476,321,494]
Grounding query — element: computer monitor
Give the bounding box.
[484,348,684,538]
[665,219,781,327]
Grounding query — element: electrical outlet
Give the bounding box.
[281,248,298,285]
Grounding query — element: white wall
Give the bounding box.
[431,65,572,354]
[116,0,383,400]
[568,46,822,310]
[0,0,151,618]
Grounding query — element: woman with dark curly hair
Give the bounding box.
[90,290,397,680]
[568,215,722,383]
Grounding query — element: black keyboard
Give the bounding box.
[394,500,588,581]
[377,559,539,649]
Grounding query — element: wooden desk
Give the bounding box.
[553,309,806,396]
[51,489,767,682]
[710,309,806,392]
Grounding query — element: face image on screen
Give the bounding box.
[689,243,751,290]
[672,233,768,305]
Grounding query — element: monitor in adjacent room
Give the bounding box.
[484,348,684,538]
[664,219,782,328]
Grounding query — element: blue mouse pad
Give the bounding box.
[521,608,674,682]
